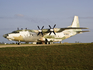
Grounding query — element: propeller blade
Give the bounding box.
[53,31,56,35]
[37,26,40,29]
[37,26,44,36]
[49,25,52,29]
[41,26,44,30]
[53,24,56,28]
[37,32,43,36]
[37,32,40,36]
[49,24,56,35]
[41,32,43,36]
[49,32,52,35]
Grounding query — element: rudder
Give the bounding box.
[71,16,80,27]
[69,16,82,31]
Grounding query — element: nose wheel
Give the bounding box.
[17,41,21,45]
[18,42,21,45]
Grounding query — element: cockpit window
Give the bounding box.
[12,31,19,33]
[11,29,33,33]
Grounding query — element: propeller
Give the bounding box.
[49,24,56,35]
[37,26,44,36]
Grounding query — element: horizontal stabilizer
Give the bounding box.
[65,27,88,29]
[77,31,90,33]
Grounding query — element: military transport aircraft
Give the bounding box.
[3,16,89,45]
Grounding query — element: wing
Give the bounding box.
[55,27,88,32]
[31,27,88,35]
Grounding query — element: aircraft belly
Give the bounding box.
[45,32,64,42]
[23,36,39,42]
[13,35,24,41]
[45,32,76,42]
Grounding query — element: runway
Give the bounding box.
[0,44,57,48]
[0,44,44,48]
[0,43,89,48]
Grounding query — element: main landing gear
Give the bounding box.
[36,39,53,44]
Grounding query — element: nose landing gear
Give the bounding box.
[16,41,21,45]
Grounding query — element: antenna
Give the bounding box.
[25,28,27,30]
[17,28,19,30]
[21,28,23,30]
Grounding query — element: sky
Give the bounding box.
[0,0,93,43]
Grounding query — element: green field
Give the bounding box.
[0,43,93,70]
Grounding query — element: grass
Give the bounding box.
[0,43,93,70]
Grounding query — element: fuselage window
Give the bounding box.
[29,33,32,35]
[64,33,69,35]
[30,33,33,36]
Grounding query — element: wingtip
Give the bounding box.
[86,27,89,29]
[81,27,89,29]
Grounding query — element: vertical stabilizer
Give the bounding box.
[71,16,80,27]
[69,16,82,31]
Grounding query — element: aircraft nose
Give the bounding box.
[3,34,8,38]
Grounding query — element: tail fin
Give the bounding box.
[71,16,80,27]
[69,16,82,31]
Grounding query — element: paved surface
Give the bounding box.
[0,44,57,48]
[0,45,32,48]
[0,43,77,48]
